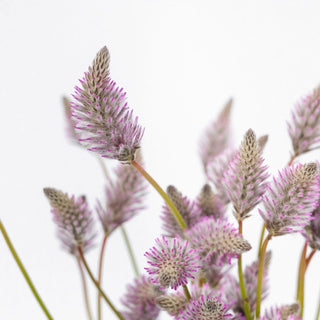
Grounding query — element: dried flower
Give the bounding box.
[288,85,320,157]
[161,185,200,238]
[71,46,144,163]
[222,129,269,220]
[121,275,164,320]
[186,217,251,264]
[43,188,95,254]
[259,163,320,236]
[303,204,320,250]
[145,235,201,290]
[260,303,300,320]
[96,155,147,235]
[156,292,187,316]
[199,98,233,172]
[258,134,269,151]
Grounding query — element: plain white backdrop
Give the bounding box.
[1,0,320,319]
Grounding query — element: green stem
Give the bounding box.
[97,234,108,320]
[182,284,191,301]
[258,224,266,258]
[78,247,124,320]
[96,156,109,179]
[131,160,187,232]
[77,258,93,320]
[120,226,139,277]
[315,291,320,320]
[237,220,252,320]
[0,220,54,320]
[256,231,272,318]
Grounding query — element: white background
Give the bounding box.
[1,0,320,319]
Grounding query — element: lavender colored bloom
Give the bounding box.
[303,204,320,250]
[260,303,300,320]
[176,294,232,320]
[71,46,144,163]
[121,275,164,320]
[43,188,95,254]
[197,184,226,220]
[145,235,201,290]
[288,85,320,157]
[96,154,147,235]
[186,217,251,265]
[259,163,320,236]
[199,98,233,172]
[161,185,200,238]
[222,129,269,220]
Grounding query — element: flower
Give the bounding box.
[260,303,300,320]
[259,163,320,236]
[288,85,320,157]
[43,188,95,254]
[145,235,201,290]
[199,98,233,172]
[156,292,187,317]
[161,185,200,238]
[222,129,269,220]
[303,204,320,250]
[71,46,144,163]
[186,217,251,265]
[121,275,164,320]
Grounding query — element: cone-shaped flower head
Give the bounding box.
[96,154,147,235]
[176,294,232,320]
[121,275,164,320]
[199,98,233,172]
[222,129,269,220]
[259,163,320,236]
[71,46,144,163]
[161,185,200,238]
[258,134,269,151]
[145,235,201,290]
[43,188,95,254]
[260,303,300,320]
[303,204,320,250]
[186,217,251,264]
[156,292,187,317]
[288,85,320,157]
[197,184,226,220]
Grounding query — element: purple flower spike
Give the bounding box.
[145,235,201,290]
[121,275,164,320]
[260,303,300,320]
[71,46,144,163]
[259,163,320,236]
[176,294,232,320]
[288,85,320,157]
[222,129,269,220]
[303,204,320,250]
[43,188,95,255]
[186,217,251,264]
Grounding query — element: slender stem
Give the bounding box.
[237,220,252,320]
[78,247,124,320]
[306,249,316,268]
[131,160,187,231]
[96,156,109,179]
[120,226,139,277]
[97,234,108,320]
[0,220,54,320]
[258,224,266,258]
[77,258,93,320]
[315,291,320,320]
[256,232,272,318]
[296,241,308,316]
[182,284,191,301]
[288,154,296,166]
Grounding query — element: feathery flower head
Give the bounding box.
[161,185,200,238]
[156,292,187,317]
[199,98,233,172]
[43,188,95,254]
[96,154,147,235]
[303,204,320,250]
[176,294,232,320]
[121,275,164,320]
[288,85,320,157]
[145,235,201,290]
[260,303,300,320]
[259,162,320,236]
[197,183,226,220]
[222,129,269,220]
[71,46,144,163]
[258,134,269,151]
[186,216,251,264]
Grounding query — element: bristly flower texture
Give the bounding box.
[161,185,200,238]
[96,155,147,235]
[71,46,144,163]
[259,162,320,236]
[303,204,320,250]
[288,85,320,158]
[222,129,269,220]
[186,216,251,265]
[199,98,233,172]
[260,303,300,320]
[121,275,164,320]
[43,188,95,254]
[144,235,201,290]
